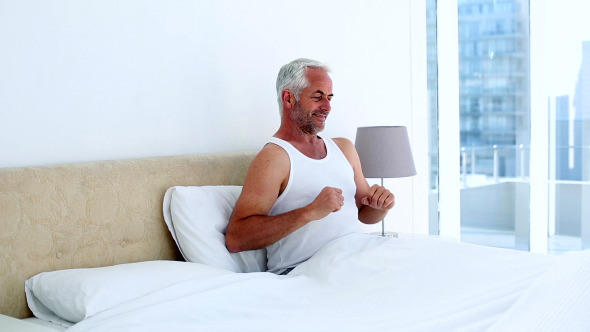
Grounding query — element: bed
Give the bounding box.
[1,151,589,331]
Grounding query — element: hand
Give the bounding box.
[361,184,395,211]
[307,187,344,221]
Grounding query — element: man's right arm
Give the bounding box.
[225,144,344,253]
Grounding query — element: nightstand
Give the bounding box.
[0,314,59,332]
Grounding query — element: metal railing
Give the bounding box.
[455,145,590,187]
[428,144,590,190]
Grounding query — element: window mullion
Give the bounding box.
[436,0,461,240]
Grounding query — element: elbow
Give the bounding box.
[226,243,241,254]
[227,246,241,254]
[225,232,241,253]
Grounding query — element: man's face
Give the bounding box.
[290,68,333,135]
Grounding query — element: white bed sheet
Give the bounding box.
[65,234,590,332]
[23,317,66,331]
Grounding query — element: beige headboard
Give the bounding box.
[0,151,257,319]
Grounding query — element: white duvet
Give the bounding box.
[66,234,590,332]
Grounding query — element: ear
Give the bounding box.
[281,90,296,110]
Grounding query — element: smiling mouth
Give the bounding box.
[313,112,328,120]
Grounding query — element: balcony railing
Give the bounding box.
[428,144,589,251]
[454,144,589,251]
[428,144,590,191]
[457,144,590,187]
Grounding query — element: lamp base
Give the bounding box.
[371,231,398,238]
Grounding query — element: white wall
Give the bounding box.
[0,0,426,233]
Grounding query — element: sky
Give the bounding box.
[544,0,590,157]
[545,0,590,98]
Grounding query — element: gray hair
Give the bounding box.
[276,58,331,111]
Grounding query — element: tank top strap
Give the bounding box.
[267,135,339,162]
[322,137,346,160]
[267,137,299,155]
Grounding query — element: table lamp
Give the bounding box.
[355,126,417,237]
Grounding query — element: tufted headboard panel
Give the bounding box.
[0,151,257,318]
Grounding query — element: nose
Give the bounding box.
[320,98,331,112]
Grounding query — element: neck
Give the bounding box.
[274,129,326,160]
[274,124,320,143]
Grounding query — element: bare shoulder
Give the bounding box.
[229,143,290,222]
[241,142,290,197]
[332,137,353,147]
[332,137,358,161]
[249,142,290,174]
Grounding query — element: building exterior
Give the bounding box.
[426,0,438,192]
[552,95,583,181]
[426,0,588,249]
[457,0,530,178]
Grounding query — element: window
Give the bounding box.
[546,0,590,252]
[426,0,440,234]
[428,0,588,253]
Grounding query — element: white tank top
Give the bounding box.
[266,136,359,273]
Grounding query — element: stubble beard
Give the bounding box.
[290,102,325,135]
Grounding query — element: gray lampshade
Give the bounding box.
[355,126,417,178]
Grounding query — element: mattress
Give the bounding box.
[30,233,585,331]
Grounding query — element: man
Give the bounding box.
[225,58,394,274]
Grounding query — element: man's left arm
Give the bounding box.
[333,138,395,224]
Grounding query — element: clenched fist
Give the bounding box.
[360,184,395,210]
[307,187,344,221]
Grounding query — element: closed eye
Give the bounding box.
[310,92,334,102]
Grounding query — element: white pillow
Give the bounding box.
[163,185,267,273]
[25,260,232,327]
